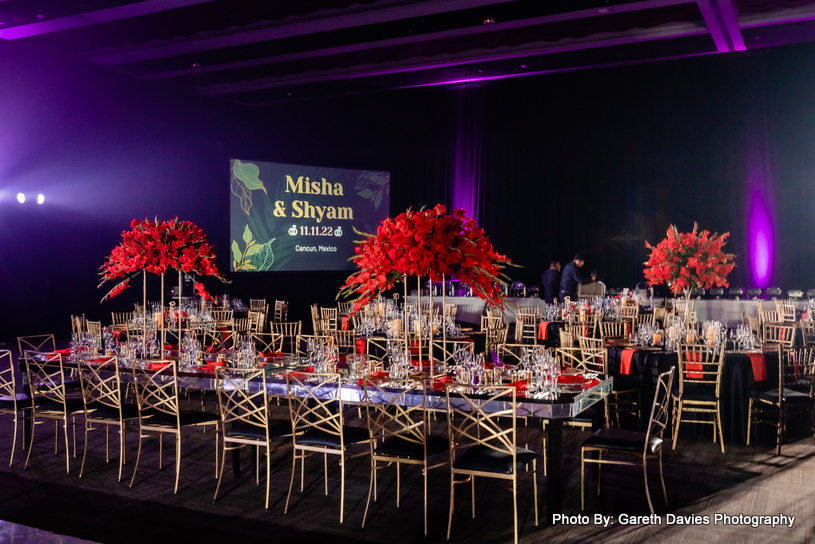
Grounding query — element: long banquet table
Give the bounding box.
[19,354,610,518]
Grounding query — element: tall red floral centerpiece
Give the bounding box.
[339,204,512,310]
[99,217,228,302]
[643,222,736,320]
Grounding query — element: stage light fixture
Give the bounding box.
[16,193,25,203]
[37,194,44,204]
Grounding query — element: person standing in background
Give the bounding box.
[540,261,561,303]
[559,254,587,302]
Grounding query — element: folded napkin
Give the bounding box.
[341,316,350,330]
[112,330,122,341]
[507,379,527,391]
[147,362,171,371]
[358,371,391,386]
[51,348,73,356]
[288,367,315,380]
[620,349,636,375]
[163,344,178,351]
[686,351,703,379]
[558,374,589,384]
[747,352,768,382]
[538,321,550,340]
[258,351,285,358]
[86,357,113,365]
[355,338,367,354]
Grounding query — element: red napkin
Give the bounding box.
[558,374,588,384]
[508,380,527,391]
[113,330,122,341]
[163,344,178,351]
[686,351,703,379]
[289,367,315,380]
[803,312,809,320]
[147,363,171,371]
[342,316,350,331]
[747,352,768,382]
[52,348,72,356]
[621,349,636,375]
[358,371,391,386]
[355,338,367,354]
[625,323,632,338]
[538,321,550,340]
[258,351,285,358]
[206,345,220,354]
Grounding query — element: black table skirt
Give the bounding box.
[607,347,779,443]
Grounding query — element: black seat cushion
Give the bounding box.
[226,419,290,440]
[375,433,449,460]
[0,394,33,411]
[298,425,369,448]
[759,388,813,405]
[37,397,85,414]
[86,401,139,421]
[582,428,662,455]
[453,444,537,474]
[613,375,640,392]
[673,386,718,402]
[142,409,219,427]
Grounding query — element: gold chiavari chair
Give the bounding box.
[232,317,252,334]
[247,310,265,333]
[321,307,338,332]
[776,300,796,323]
[763,323,797,347]
[86,321,103,350]
[362,378,449,535]
[445,384,538,544]
[77,355,139,481]
[486,306,504,320]
[252,332,284,354]
[600,321,630,343]
[0,350,33,466]
[294,334,333,357]
[672,344,726,453]
[338,301,353,314]
[202,328,240,353]
[485,325,509,355]
[111,312,133,333]
[129,361,220,493]
[249,298,267,311]
[213,367,291,508]
[18,334,56,355]
[444,303,458,323]
[271,321,302,353]
[619,304,639,322]
[553,343,607,431]
[71,315,88,333]
[802,320,815,347]
[581,368,675,514]
[653,307,668,326]
[514,313,538,345]
[634,313,655,331]
[23,352,86,473]
[285,372,372,522]
[559,329,574,348]
[310,304,322,335]
[747,347,815,455]
[564,322,592,342]
[480,315,502,332]
[273,300,289,323]
[332,330,357,356]
[212,309,234,328]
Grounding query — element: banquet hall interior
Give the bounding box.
[2,0,815,543]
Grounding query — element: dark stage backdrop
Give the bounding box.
[1,37,815,342]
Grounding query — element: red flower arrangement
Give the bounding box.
[644,223,736,296]
[99,217,228,301]
[339,204,513,312]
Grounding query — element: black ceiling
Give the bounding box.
[2,0,815,106]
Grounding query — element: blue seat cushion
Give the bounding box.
[298,425,369,448]
[453,444,537,474]
[582,428,662,455]
[375,434,448,460]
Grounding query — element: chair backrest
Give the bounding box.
[514,313,538,343]
[485,325,508,352]
[337,301,353,314]
[634,314,655,330]
[18,334,56,356]
[71,315,88,333]
[247,310,264,332]
[131,361,180,425]
[496,344,547,366]
[802,321,815,347]
[764,323,796,347]
[310,304,322,335]
[286,372,345,446]
[23,351,68,405]
[486,306,504,319]
[86,321,103,349]
[0,350,17,408]
[273,300,289,323]
[778,346,815,398]
[677,344,725,397]
[320,307,338,331]
[232,317,252,333]
[578,282,606,299]
[776,300,796,323]
[111,312,133,329]
[250,298,267,311]
[559,329,574,348]
[294,334,332,357]
[252,332,284,354]
[445,384,518,468]
[480,315,503,331]
[618,305,639,320]
[331,330,357,355]
[364,378,428,453]
[215,367,271,440]
[644,368,675,454]
[600,321,629,342]
[271,321,302,353]
[78,356,122,413]
[212,309,234,327]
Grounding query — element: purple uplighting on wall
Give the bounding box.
[449,85,485,222]
[748,188,774,288]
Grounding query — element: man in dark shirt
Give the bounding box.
[540,260,561,303]
[559,254,586,302]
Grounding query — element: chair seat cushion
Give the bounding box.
[143,409,219,427]
[226,419,290,440]
[613,375,640,392]
[298,425,369,448]
[375,434,448,460]
[0,394,32,411]
[86,401,139,421]
[582,428,662,455]
[673,386,717,402]
[759,388,813,404]
[37,397,85,414]
[453,444,537,474]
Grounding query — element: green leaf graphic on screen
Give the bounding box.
[356,171,389,212]
[232,224,276,271]
[231,160,267,215]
